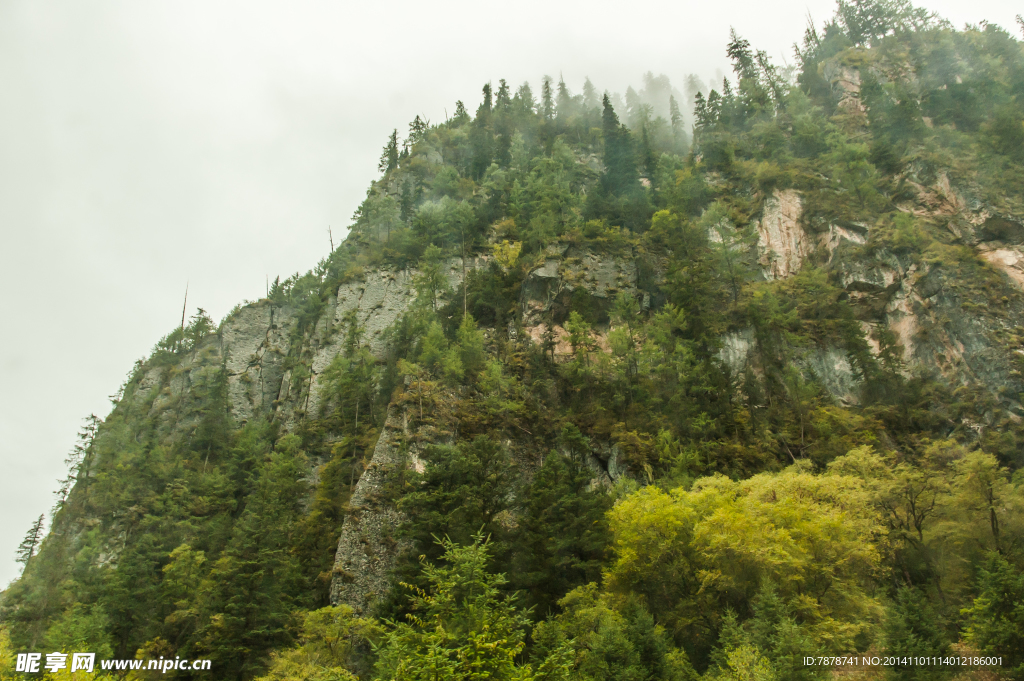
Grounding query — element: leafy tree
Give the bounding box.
[606,465,884,670]
[254,605,379,681]
[0,628,18,681]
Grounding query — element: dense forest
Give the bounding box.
[5,0,1024,679]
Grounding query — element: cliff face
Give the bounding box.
[78,167,1024,617]
[111,173,1024,616]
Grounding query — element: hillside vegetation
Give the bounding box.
[5,1,1024,679]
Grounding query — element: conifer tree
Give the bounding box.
[556,76,572,121]
[15,515,45,570]
[669,94,685,151]
[513,448,611,618]
[195,437,308,679]
[541,76,555,122]
[479,82,493,115]
[378,129,400,173]
[408,115,428,145]
[495,78,511,111]
[514,82,535,115]
[451,100,469,126]
[600,94,640,196]
[883,587,950,681]
[471,84,494,178]
[582,77,598,110]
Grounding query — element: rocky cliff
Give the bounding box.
[112,172,1024,615]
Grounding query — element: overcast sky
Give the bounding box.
[0,0,1019,587]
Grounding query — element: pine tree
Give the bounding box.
[15,515,45,570]
[374,535,543,681]
[600,94,640,196]
[541,76,554,122]
[883,587,951,681]
[556,76,572,121]
[669,94,685,151]
[408,115,428,145]
[378,129,400,173]
[451,100,469,126]
[514,82,535,115]
[582,77,598,110]
[512,449,611,618]
[963,552,1024,676]
[52,415,99,515]
[495,79,511,111]
[479,82,493,115]
[471,84,494,178]
[195,437,308,679]
[639,122,656,178]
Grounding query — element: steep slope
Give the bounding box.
[5,4,1024,679]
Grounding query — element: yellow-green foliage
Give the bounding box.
[607,464,886,655]
[253,606,377,681]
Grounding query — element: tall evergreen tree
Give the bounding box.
[556,76,573,121]
[600,94,640,195]
[408,115,428,145]
[512,448,611,618]
[495,78,511,111]
[471,83,494,178]
[582,77,599,110]
[194,436,308,679]
[15,515,45,571]
[378,129,400,173]
[669,94,685,151]
[541,76,555,122]
[451,100,469,126]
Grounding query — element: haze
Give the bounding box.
[1,0,1019,586]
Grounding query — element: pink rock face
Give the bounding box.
[757,189,810,280]
[979,244,1024,289]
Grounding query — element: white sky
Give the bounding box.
[0,0,1019,587]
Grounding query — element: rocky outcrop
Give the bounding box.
[330,407,421,614]
[520,246,642,358]
[757,189,810,280]
[222,304,296,424]
[979,244,1024,289]
[822,58,867,117]
[121,181,1024,616]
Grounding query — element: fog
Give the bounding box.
[1,0,1019,586]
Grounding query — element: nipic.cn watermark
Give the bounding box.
[15,652,212,673]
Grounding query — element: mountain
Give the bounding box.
[4,2,1024,679]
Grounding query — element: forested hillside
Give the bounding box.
[5,1,1024,679]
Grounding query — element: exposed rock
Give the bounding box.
[718,329,755,375]
[222,304,296,424]
[757,189,810,280]
[521,247,640,328]
[979,244,1024,289]
[801,347,859,405]
[330,407,420,614]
